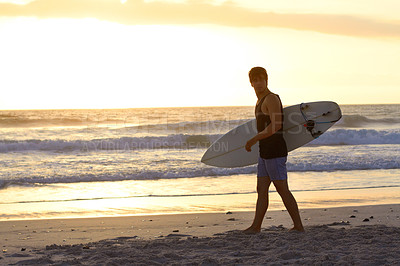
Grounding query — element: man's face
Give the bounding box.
[250,75,267,94]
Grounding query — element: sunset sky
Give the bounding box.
[0,0,399,109]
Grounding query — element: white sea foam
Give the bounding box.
[309,129,400,145]
[1,128,399,153]
[0,134,221,152]
[1,144,399,188]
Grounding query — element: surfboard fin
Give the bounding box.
[303,120,321,139]
[311,131,323,138]
[300,104,309,111]
[305,120,315,132]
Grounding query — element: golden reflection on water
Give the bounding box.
[1,170,399,221]
[1,185,400,221]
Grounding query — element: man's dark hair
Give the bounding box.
[249,67,268,85]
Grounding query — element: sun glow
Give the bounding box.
[0,18,254,109]
[0,0,399,109]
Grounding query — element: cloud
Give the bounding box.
[1,0,399,38]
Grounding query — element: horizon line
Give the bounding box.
[1,102,399,111]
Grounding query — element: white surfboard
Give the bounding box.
[201,101,342,168]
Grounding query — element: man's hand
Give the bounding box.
[245,137,258,152]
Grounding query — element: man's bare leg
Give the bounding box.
[243,177,271,234]
[273,180,304,232]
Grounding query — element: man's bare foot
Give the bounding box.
[242,226,261,234]
[289,226,305,232]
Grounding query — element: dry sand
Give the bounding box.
[1,204,399,265]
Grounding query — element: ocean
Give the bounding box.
[1,104,399,220]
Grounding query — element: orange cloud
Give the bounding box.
[1,0,399,38]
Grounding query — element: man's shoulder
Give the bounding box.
[264,93,280,106]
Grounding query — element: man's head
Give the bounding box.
[249,67,268,93]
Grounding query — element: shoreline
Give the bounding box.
[2,181,400,221]
[1,204,399,264]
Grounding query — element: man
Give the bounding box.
[244,66,304,233]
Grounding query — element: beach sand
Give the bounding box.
[1,204,400,265]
